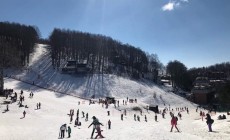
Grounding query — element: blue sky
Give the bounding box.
[1,0,230,68]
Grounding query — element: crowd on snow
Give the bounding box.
[2,89,41,118]
[1,90,230,139]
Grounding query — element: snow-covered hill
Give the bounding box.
[1,44,230,140]
[4,44,195,108]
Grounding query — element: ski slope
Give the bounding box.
[1,44,230,140]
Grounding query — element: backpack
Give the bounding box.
[210,119,214,124]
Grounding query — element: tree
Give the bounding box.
[166,60,188,89]
[0,22,39,95]
[217,82,230,104]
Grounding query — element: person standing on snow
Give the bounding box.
[108,119,111,129]
[170,116,180,132]
[23,110,26,118]
[205,113,214,132]
[60,124,67,138]
[67,126,71,138]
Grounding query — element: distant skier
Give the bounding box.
[6,104,9,111]
[137,115,140,122]
[82,111,85,118]
[85,113,88,121]
[155,114,158,122]
[23,110,26,118]
[38,102,41,109]
[60,124,67,138]
[121,114,123,121]
[145,115,147,122]
[75,116,79,126]
[134,114,136,121]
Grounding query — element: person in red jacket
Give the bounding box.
[170,116,180,132]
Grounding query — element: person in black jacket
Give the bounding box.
[205,113,213,132]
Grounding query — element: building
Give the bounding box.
[191,77,215,104]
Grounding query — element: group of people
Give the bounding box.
[3,89,41,119]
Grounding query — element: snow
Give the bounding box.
[1,44,230,140]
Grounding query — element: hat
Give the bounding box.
[92,116,96,119]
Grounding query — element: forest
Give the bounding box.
[49,28,162,80]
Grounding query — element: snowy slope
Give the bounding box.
[4,44,195,108]
[1,78,230,140]
[1,44,230,140]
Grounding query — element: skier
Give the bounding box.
[108,119,111,129]
[95,122,104,139]
[88,116,103,139]
[60,124,67,138]
[67,126,71,138]
[170,116,180,132]
[205,113,214,132]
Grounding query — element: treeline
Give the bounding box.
[49,28,162,78]
[0,22,39,94]
[166,61,230,91]
[0,22,39,66]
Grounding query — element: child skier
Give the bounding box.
[67,126,71,138]
[170,116,180,132]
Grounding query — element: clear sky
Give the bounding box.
[0,0,230,69]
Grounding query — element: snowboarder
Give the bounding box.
[60,124,67,138]
[205,113,214,132]
[67,126,71,138]
[108,120,111,129]
[170,116,179,132]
